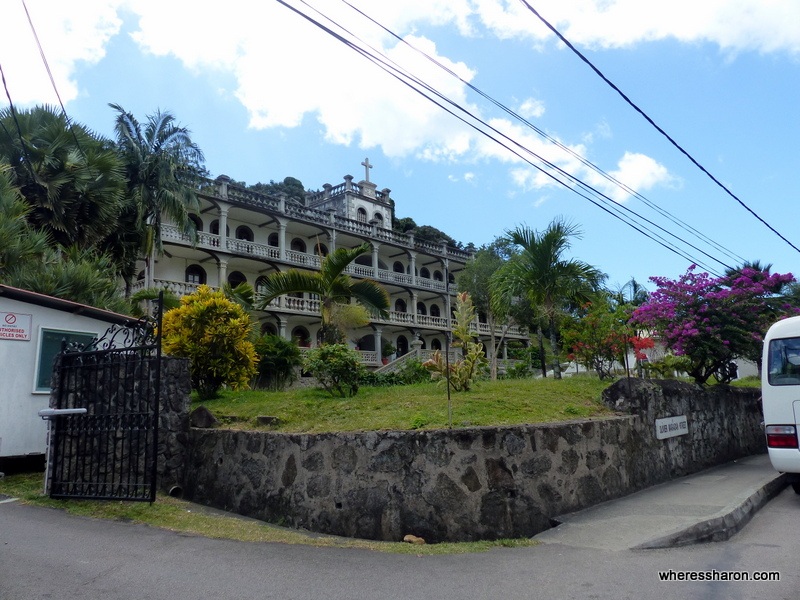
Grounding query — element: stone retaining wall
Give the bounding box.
[182,379,764,542]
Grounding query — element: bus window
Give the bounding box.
[768,337,800,385]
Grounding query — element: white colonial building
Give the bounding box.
[137,161,528,367]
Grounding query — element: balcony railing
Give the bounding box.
[198,176,472,261]
[161,224,457,292]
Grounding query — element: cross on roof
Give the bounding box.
[361,157,373,183]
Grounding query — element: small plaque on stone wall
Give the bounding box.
[655,415,688,440]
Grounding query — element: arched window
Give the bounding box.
[228,271,247,288]
[188,214,203,232]
[291,326,311,347]
[433,270,443,282]
[430,304,440,318]
[420,267,430,279]
[357,207,368,223]
[314,243,328,256]
[235,225,253,241]
[394,299,407,313]
[185,265,206,285]
[290,238,306,253]
[448,272,456,284]
[373,213,383,226]
[356,335,375,351]
[260,322,278,336]
[210,220,229,237]
[417,302,427,316]
[268,232,279,247]
[431,339,442,351]
[393,261,405,273]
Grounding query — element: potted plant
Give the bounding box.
[382,341,397,364]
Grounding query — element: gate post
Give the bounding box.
[157,357,192,497]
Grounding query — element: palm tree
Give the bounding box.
[492,218,606,379]
[110,104,206,292]
[255,243,389,344]
[0,105,126,251]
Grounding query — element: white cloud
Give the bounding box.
[469,0,800,54]
[518,97,545,119]
[588,151,673,202]
[0,0,123,106]
[0,0,790,192]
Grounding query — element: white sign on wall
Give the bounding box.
[0,312,32,341]
[656,415,689,440]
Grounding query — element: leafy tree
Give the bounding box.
[255,243,389,344]
[303,344,364,397]
[562,296,652,379]
[631,265,796,385]
[492,218,606,379]
[161,285,258,399]
[0,105,126,251]
[458,241,514,380]
[252,334,302,391]
[423,292,487,391]
[244,177,307,203]
[110,104,206,292]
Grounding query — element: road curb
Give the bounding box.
[634,472,788,549]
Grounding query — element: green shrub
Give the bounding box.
[162,285,258,400]
[642,354,692,379]
[303,344,365,397]
[252,334,302,391]
[395,358,430,384]
[503,361,533,379]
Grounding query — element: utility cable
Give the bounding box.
[518,0,800,255]
[277,0,727,276]
[0,61,35,176]
[338,0,747,268]
[21,0,85,155]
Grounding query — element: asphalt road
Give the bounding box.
[2,488,798,600]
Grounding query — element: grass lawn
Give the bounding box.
[195,374,617,433]
[0,473,535,554]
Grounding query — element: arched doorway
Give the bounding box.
[291,326,311,347]
[396,335,409,356]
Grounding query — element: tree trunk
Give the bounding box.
[537,325,547,378]
[549,316,562,379]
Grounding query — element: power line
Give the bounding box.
[278,0,729,276]
[0,61,35,176]
[337,0,746,268]
[20,0,85,154]
[517,0,800,256]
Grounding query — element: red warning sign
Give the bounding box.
[0,312,32,341]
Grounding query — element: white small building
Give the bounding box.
[0,285,131,466]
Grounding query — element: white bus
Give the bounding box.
[762,315,800,494]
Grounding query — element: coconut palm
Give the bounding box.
[492,218,606,379]
[255,243,389,344]
[110,103,206,291]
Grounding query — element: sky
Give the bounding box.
[2,0,800,292]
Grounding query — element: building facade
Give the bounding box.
[138,163,528,367]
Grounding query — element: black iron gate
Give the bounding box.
[45,304,162,502]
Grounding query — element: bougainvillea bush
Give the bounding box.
[631,266,796,385]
